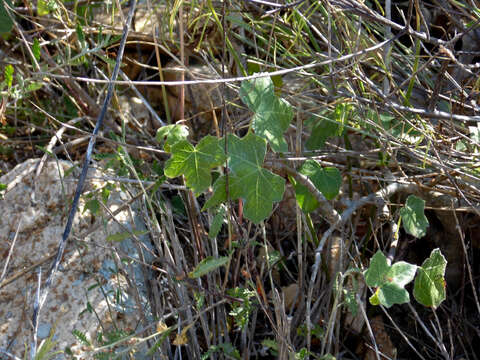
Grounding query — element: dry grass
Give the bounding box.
[1,0,480,359]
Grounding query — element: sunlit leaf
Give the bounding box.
[203,133,285,223]
[240,76,293,152]
[365,251,417,308]
[413,248,447,308]
[164,136,226,194]
[156,124,189,152]
[33,38,41,61]
[4,64,13,88]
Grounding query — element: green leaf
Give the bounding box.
[373,282,410,308]
[293,160,342,212]
[400,195,429,238]
[413,248,447,308]
[164,136,226,194]
[365,251,417,308]
[4,64,13,88]
[83,199,100,215]
[26,81,43,92]
[301,160,341,200]
[239,76,293,152]
[0,0,13,33]
[38,0,57,16]
[226,287,256,329]
[156,124,189,152]
[106,230,149,242]
[33,38,41,62]
[290,176,316,213]
[306,116,344,150]
[208,206,225,239]
[201,343,241,360]
[365,251,390,287]
[343,288,358,317]
[189,256,229,278]
[203,133,285,223]
[76,23,87,49]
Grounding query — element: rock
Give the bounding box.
[0,159,153,358]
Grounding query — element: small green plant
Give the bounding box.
[157,76,447,311]
[23,322,64,360]
[364,248,446,308]
[226,287,256,330]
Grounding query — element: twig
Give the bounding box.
[407,303,450,359]
[273,162,341,225]
[357,294,381,360]
[452,203,480,316]
[38,33,401,86]
[35,118,84,177]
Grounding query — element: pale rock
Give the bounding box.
[0,159,152,358]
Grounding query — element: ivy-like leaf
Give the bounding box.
[306,103,348,150]
[365,251,417,308]
[306,118,343,150]
[413,248,447,308]
[400,195,429,238]
[164,136,226,194]
[240,76,293,153]
[291,176,318,213]
[301,160,341,200]
[293,159,342,212]
[156,124,189,152]
[203,133,285,224]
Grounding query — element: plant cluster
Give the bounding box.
[2,0,480,359]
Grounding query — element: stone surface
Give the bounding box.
[0,159,152,358]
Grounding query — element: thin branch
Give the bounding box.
[30,1,138,357]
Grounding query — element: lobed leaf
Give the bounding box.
[306,117,343,150]
[240,76,293,153]
[156,124,189,152]
[164,136,226,195]
[293,159,342,213]
[203,133,285,224]
[365,251,417,308]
